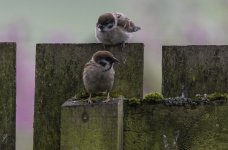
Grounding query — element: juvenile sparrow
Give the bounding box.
[83,51,119,103]
[95,12,141,47]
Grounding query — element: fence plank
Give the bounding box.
[162,45,228,97]
[33,43,144,150]
[124,102,228,150]
[0,43,16,150]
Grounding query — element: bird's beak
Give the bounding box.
[100,28,105,32]
[97,25,104,32]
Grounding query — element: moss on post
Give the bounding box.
[33,43,144,150]
[162,45,228,97]
[61,98,123,150]
[124,102,228,150]
[0,43,16,150]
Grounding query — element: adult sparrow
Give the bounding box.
[95,12,141,48]
[83,50,119,103]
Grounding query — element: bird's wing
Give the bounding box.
[84,62,91,68]
[113,12,141,33]
[84,61,99,68]
[84,60,100,68]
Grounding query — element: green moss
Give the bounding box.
[75,92,89,99]
[192,94,206,101]
[125,92,164,106]
[143,92,164,103]
[126,97,141,106]
[208,92,228,101]
[110,92,122,98]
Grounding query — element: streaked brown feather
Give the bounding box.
[114,12,141,32]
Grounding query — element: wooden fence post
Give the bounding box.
[0,43,16,150]
[162,45,228,97]
[33,43,144,150]
[61,98,123,150]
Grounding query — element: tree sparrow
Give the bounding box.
[95,12,141,47]
[83,51,119,103]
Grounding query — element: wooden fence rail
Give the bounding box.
[31,44,228,150]
[1,42,228,149]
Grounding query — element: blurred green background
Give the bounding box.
[0,0,228,149]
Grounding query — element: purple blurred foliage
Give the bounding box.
[0,20,35,130]
[43,32,75,43]
[0,20,76,130]
[184,21,209,44]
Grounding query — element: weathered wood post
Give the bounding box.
[162,45,228,97]
[61,98,124,150]
[0,43,16,150]
[33,43,144,150]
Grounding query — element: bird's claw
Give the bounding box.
[102,99,110,103]
[87,99,93,104]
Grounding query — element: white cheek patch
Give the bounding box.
[104,26,115,32]
[103,27,109,32]
[97,28,101,32]
[99,59,113,72]
[100,59,108,66]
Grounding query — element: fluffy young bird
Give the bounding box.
[83,51,119,103]
[95,12,141,47]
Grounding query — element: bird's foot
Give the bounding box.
[102,98,110,103]
[102,97,111,103]
[103,95,111,103]
[87,98,93,104]
[72,95,77,100]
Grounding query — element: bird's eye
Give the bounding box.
[107,24,113,29]
[99,60,107,67]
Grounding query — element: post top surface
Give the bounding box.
[36,43,144,47]
[62,97,125,107]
